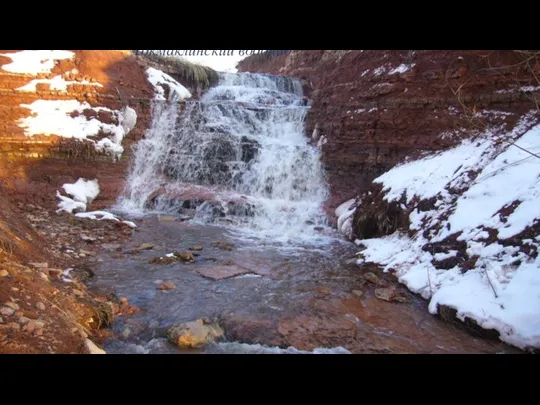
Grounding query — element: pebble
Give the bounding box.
[22,310,39,319]
[157,280,176,290]
[0,307,15,317]
[4,302,20,311]
[0,269,9,277]
[36,302,46,311]
[39,272,50,282]
[18,316,31,324]
[26,320,45,332]
[352,290,364,298]
[0,316,3,323]
[11,287,19,292]
[72,289,84,297]
[122,327,131,338]
[7,322,20,330]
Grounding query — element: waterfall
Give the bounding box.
[117,72,332,244]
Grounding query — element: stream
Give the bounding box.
[88,71,518,354]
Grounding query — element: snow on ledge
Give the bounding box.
[17,100,137,160]
[0,50,75,75]
[146,67,192,101]
[17,75,103,92]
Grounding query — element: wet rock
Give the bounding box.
[364,272,385,286]
[166,319,224,349]
[157,280,176,290]
[85,339,106,354]
[277,315,358,351]
[190,245,203,251]
[0,307,15,317]
[392,295,411,304]
[0,270,9,277]
[374,287,396,302]
[212,241,235,251]
[175,251,195,262]
[157,215,177,222]
[352,290,364,298]
[149,256,176,265]
[240,136,260,163]
[225,200,256,217]
[127,243,155,254]
[101,243,121,251]
[374,287,411,303]
[70,267,95,281]
[197,266,252,281]
[36,302,46,311]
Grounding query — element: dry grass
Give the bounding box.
[138,54,219,91]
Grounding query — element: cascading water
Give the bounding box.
[117,72,332,245]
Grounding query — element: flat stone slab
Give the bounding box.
[158,215,177,222]
[196,266,253,281]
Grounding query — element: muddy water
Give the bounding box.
[88,214,519,354]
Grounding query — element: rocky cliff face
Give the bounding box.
[0,50,154,209]
[237,50,540,218]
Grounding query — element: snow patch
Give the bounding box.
[17,75,103,92]
[146,67,192,101]
[373,66,387,76]
[389,64,415,75]
[375,137,495,204]
[18,100,137,160]
[62,179,99,205]
[0,50,74,75]
[75,211,137,228]
[56,191,87,214]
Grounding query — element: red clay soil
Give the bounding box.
[0,50,153,210]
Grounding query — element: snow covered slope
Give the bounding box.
[349,112,540,351]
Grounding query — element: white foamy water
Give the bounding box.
[105,339,351,354]
[117,72,332,245]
